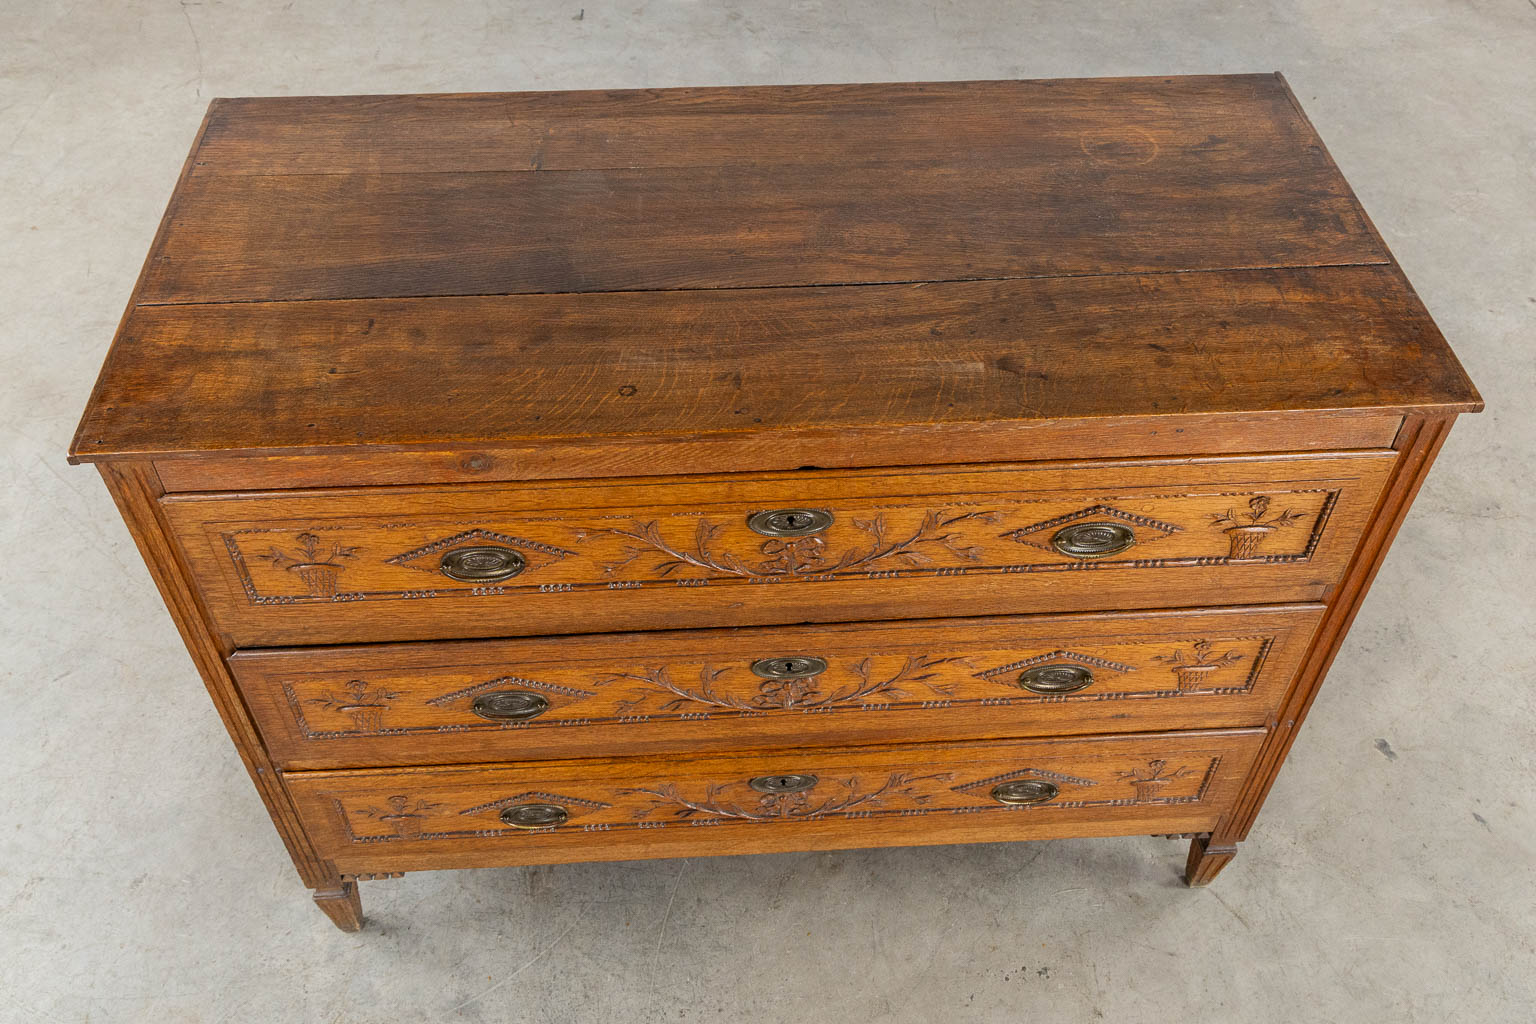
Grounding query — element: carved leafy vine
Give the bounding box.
[577,510,1004,579]
[621,771,954,822]
[604,655,962,715]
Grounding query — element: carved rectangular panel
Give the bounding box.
[234,605,1323,768]
[285,728,1266,874]
[165,455,1393,645]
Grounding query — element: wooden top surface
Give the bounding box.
[71,74,1480,464]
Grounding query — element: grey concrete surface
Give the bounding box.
[2,1,1533,1021]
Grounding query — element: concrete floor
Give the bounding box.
[3,1,1534,1021]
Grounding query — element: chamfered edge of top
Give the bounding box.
[194,71,1288,110]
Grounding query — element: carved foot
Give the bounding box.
[313,879,364,931]
[1184,835,1239,886]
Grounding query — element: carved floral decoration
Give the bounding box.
[306,679,403,732]
[1210,496,1308,559]
[1114,760,1195,803]
[622,772,954,822]
[602,655,961,715]
[261,532,358,596]
[352,795,444,838]
[1152,640,1245,691]
[578,510,1003,580]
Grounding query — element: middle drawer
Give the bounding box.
[232,604,1322,768]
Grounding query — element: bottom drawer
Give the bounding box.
[286,728,1265,874]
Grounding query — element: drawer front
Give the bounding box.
[285,728,1265,873]
[235,606,1322,768]
[165,454,1393,646]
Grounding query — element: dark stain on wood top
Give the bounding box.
[142,75,1387,304]
[71,74,1480,463]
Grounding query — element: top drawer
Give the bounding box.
[163,453,1394,647]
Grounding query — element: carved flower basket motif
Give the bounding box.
[1129,778,1174,803]
[261,532,359,597]
[389,815,424,839]
[291,562,341,597]
[340,705,388,733]
[1114,759,1195,803]
[1223,524,1276,560]
[1210,496,1307,561]
[1153,640,1244,692]
[1172,662,1223,691]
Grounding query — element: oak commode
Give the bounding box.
[70,75,1481,930]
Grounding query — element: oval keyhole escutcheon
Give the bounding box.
[748,774,819,794]
[747,508,834,537]
[750,656,829,679]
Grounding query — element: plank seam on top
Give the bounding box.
[131,260,1395,307]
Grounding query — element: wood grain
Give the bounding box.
[67,77,1483,923]
[186,76,1362,176]
[95,462,336,890]
[284,728,1265,874]
[231,605,1324,769]
[140,74,1387,306]
[161,453,1393,646]
[70,266,1476,465]
[311,880,363,932]
[1194,413,1462,872]
[147,411,1408,491]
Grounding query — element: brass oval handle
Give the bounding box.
[471,690,550,721]
[750,656,828,679]
[1051,522,1135,559]
[749,773,819,794]
[747,508,834,537]
[990,779,1060,805]
[500,803,568,829]
[440,545,527,582]
[1018,664,1094,695]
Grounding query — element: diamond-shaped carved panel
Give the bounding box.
[974,649,1139,685]
[386,529,575,575]
[457,791,612,830]
[951,767,1100,794]
[1001,504,1182,556]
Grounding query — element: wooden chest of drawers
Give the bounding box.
[70,75,1480,931]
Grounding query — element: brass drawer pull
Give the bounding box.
[471,690,550,721]
[749,773,819,794]
[500,803,568,829]
[750,656,828,679]
[1051,522,1135,559]
[747,508,833,537]
[990,780,1060,805]
[1018,664,1094,694]
[440,545,526,582]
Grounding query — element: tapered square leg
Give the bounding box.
[313,879,364,932]
[1184,836,1239,886]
